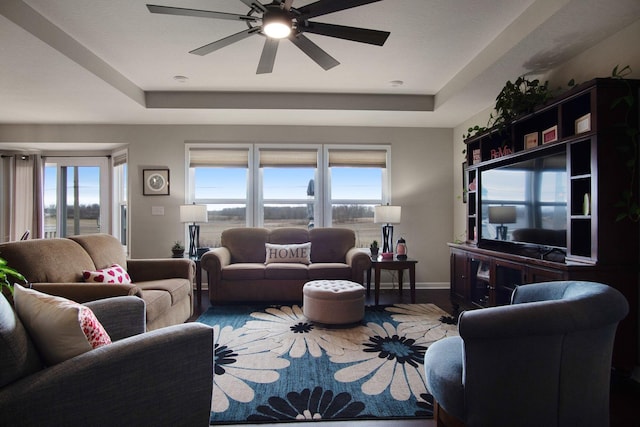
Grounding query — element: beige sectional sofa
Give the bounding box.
[0,234,194,330]
[201,227,371,304]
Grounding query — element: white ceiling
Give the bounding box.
[0,0,639,128]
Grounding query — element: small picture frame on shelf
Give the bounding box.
[524,132,539,149]
[472,149,481,165]
[143,168,170,196]
[542,125,558,144]
[575,113,591,134]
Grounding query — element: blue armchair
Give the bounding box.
[424,281,629,427]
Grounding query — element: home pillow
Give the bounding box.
[82,263,131,284]
[13,284,112,365]
[265,242,311,265]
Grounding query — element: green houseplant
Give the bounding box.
[370,240,379,257]
[171,241,185,258]
[0,256,26,295]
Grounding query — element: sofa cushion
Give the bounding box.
[269,228,310,244]
[83,264,131,284]
[308,263,352,280]
[69,234,128,269]
[134,278,191,306]
[222,228,270,263]
[0,239,96,283]
[309,228,355,263]
[13,285,111,365]
[0,293,43,388]
[265,263,309,280]
[138,289,172,325]
[265,242,311,265]
[222,263,266,281]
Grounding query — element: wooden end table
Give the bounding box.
[366,256,418,305]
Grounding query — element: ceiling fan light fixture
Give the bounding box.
[263,9,291,39]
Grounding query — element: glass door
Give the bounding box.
[44,157,110,238]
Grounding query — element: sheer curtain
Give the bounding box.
[0,154,44,242]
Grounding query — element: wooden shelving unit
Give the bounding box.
[453,78,640,370]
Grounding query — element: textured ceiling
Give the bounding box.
[0,0,639,128]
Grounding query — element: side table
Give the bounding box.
[366,257,418,305]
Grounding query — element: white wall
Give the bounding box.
[0,124,453,288]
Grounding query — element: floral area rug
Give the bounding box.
[197,303,458,425]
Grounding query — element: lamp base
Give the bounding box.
[188,224,200,258]
[381,224,394,254]
[496,225,508,240]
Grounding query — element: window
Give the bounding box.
[189,146,251,248]
[326,147,388,247]
[259,147,318,230]
[188,144,390,247]
[44,157,110,238]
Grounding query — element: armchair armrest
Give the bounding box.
[0,323,214,427]
[126,258,195,282]
[201,247,231,280]
[30,283,141,303]
[85,296,146,340]
[346,248,372,284]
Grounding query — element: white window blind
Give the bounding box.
[328,149,387,167]
[189,148,249,167]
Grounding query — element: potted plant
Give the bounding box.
[171,241,185,258]
[1,256,27,297]
[369,240,379,257]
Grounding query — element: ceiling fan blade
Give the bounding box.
[299,21,389,46]
[257,38,279,74]
[237,0,267,13]
[147,4,257,22]
[189,28,260,56]
[296,0,382,19]
[290,34,339,70]
[282,0,294,11]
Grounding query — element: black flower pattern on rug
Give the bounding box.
[214,343,237,376]
[364,334,428,367]
[415,392,434,417]
[290,321,314,334]
[247,386,368,422]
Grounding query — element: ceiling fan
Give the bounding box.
[146,0,390,74]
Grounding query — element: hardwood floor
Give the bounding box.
[190,288,639,427]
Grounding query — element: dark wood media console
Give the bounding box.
[453,78,640,370]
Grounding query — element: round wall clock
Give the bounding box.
[143,168,170,195]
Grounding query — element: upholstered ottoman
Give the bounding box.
[303,280,365,325]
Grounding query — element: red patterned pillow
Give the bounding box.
[79,307,112,349]
[82,264,131,284]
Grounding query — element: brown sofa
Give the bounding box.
[201,227,371,304]
[0,234,194,330]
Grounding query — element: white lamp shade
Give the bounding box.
[488,206,517,224]
[180,204,208,223]
[374,205,401,224]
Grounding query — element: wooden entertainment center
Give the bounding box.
[452,78,639,369]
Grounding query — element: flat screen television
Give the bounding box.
[479,150,568,249]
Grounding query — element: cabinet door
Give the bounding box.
[526,266,566,284]
[493,260,525,305]
[450,251,467,302]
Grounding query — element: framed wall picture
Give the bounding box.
[524,132,539,149]
[143,168,170,196]
[542,125,558,144]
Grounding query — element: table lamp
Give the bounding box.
[488,206,517,240]
[374,204,401,256]
[180,203,208,257]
